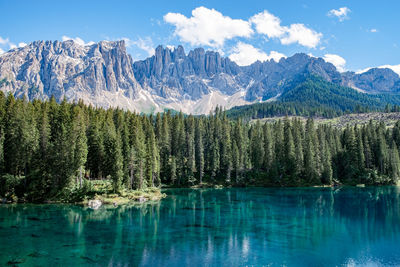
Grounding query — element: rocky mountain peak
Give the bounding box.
[0,39,141,104]
[1,40,400,115]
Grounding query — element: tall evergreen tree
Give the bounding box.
[195,118,205,184]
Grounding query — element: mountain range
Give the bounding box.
[0,40,399,114]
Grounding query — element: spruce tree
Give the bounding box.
[71,106,88,188]
[304,119,318,184]
[103,115,123,193]
[389,140,400,184]
[195,118,205,184]
[250,121,264,170]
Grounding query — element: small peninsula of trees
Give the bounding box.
[0,92,400,202]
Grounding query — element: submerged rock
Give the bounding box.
[88,199,102,209]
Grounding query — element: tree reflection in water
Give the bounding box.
[1,187,400,266]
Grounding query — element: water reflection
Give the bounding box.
[1,187,400,266]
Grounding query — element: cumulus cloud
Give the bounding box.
[229,42,286,66]
[323,54,346,72]
[250,10,322,48]
[328,7,351,22]
[280,24,322,48]
[18,42,27,48]
[0,36,15,49]
[164,6,253,47]
[249,11,286,38]
[61,36,95,46]
[0,37,10,45]
[123,37,155,57]
[0,36,19,53]
[164,7,322,49]
[370,28,378,33]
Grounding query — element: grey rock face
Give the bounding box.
[0,40,141,103]
[342,68,400,93]
[1,41,400,114]
[241,53,343,101]
[133,45,242,100]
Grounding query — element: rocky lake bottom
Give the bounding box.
[1,187,400,266]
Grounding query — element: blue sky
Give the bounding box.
[0,0,399,73]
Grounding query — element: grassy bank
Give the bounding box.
[1,179,166,205]
[80,180,166,205]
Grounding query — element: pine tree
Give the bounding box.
[376,128,389,175]
[145,120,160,187]
[220,114,232,182]
[28,102,51,200]
[304,119,318,184]
[103,115,123,193]
[71,106,88,188]
[48,99,76,191]
[195,118,205,184]
[292,119,304,180]
[355,129,365,175]
[132,117,146,189]
[185,115,196,184]
[87,115,105,179]
[262,123,273,171]
[4,97,39,177]
[283,119,296,182]
[389,140,400,184]
[250,121,264,170]
[159,112,171,183]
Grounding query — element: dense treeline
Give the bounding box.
[0,92,400,202]
[227,76,400,120]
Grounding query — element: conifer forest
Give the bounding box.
[1,92,400,202]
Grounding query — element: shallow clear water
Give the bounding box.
[1,187,400,266]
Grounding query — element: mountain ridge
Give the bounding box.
[0,40,399,114]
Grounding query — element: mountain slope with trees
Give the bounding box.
[226,76,400,120]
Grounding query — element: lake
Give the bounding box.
[1,187,400,266]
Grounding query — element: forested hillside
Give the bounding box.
[227,76,400,120]
[1,92,400,202]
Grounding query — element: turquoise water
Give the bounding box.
[1,187,400,266]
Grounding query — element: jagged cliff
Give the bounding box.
[0,40,142,109]
[0,40,399,114]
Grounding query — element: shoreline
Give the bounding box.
[2,183,398,206]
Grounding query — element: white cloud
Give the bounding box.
[123,37,155,57]
[323,54,346,72]
[328,7,351,22]
[166,45,175,51]
[229,42,286,66]
[18,42,27,48]
[370,28,378,33]
[280,24,322,48]
[0,37,10,45]
[61,36,94,46]
[164,6,253,47]
[250,10,322,48]
[357,65,400,76]
[249,11,286,38]
[0,36,16,51]
[0,48,4,55]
